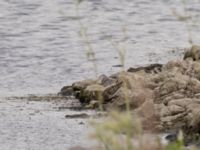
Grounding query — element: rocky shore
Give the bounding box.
[59,45,200,148]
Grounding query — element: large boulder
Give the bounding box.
[158,98,200,133]
[103,72,154,110]
[106,87,153,110]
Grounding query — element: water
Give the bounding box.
[0,1,200,149]
[1,0,200,96]
[0,97,96,150]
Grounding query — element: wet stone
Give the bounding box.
[58,86,74,96]
[127,63,163,74]
[65,113,89,119]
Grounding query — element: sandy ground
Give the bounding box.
[0,97,96,150]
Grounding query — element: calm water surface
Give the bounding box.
[1,1,200,149]
[0,0,200,96]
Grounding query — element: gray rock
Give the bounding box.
[65,113,89,119]
[127,63,163,74]
[96,74,116,87]
[58,86,74,96]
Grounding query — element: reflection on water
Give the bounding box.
[0,0,200,96]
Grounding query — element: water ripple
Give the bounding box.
[0,0,199,96]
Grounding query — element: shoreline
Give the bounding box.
[2,46,200,149]
[59,45,200,148]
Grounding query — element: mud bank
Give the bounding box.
[60,45,200,147]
